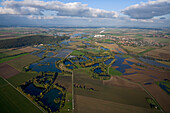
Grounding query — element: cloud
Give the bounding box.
[0,0,118,18]
[122,0,170,19]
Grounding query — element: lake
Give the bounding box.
[29,58,61,72]
[23,83,44,96]
[41,88,63,112]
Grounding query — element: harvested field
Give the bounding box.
[103,76,141,89]
[0,63,19,79]
[74,68,151,108]
[144,83,170,113]
[55,74,72,93]
[144,48,170,60]
[19,46,39,52]
[7,54,40,71]
[3,49,24,56]
[75,95,161,113]
[123,46,146,54]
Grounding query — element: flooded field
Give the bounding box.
[29,58,61,72]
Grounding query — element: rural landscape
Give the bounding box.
[0,0,170,113]
[0,27,169,113]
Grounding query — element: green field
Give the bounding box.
[70,50,85,56]
[138,48,155,56]
[109,67,123,76]
[0,53,29,63]
[0,52,7,58]
[7,72,38,87]
[7,54,40,71]
[60,92,72,113]
[0,77,42,113]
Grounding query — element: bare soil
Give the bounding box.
[103,76,141,89]
[19,46,39,52]
[0,63,20,79]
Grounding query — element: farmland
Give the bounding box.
[0,27,170,113]
[0,77,43,113]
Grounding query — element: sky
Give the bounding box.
[0,0,170,28]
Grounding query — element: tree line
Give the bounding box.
[0,35,69,48]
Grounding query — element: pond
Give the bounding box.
[94,68,103,73]
[23,83,44,96]
[54,49,73,58]
[83,56,92,61]
[82,37,88,39]
[47,44,57,46]
[84,43,91,46]
[29,58,61,72]
[71,33,87,38]
[123,72,137,75]
[67,66,74,69]
[64,60,72,65]
[100,47,109,51]
[159,82,170,94]
[112,55,132,73]
[135,68,142,70]
[59,41,70,46]
[149,75,158,79]
[41,88,63,112]
[104,58,113,65]
[92,55,109,59]
[86,63,99,67]
[46,52,54,57]
[44,80,50,84]
[144,83,152,85]
[126,61,135,65]
[72,58,86,62]
[34,51,45,58]
[116,48,124,54]
[139,57,170,69]
[99,75,110,77]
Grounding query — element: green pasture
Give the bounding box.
[7,72,38,87]
[0,53,28,63]
[109,67,123,76]
[0,77,42,113]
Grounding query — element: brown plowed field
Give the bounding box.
[75,95,161,113]
[19,46,39,52]
[103,76,141,89]
[0,63,19,79]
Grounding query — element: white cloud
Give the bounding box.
[122,0,170,19]
[0,0,118,18]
